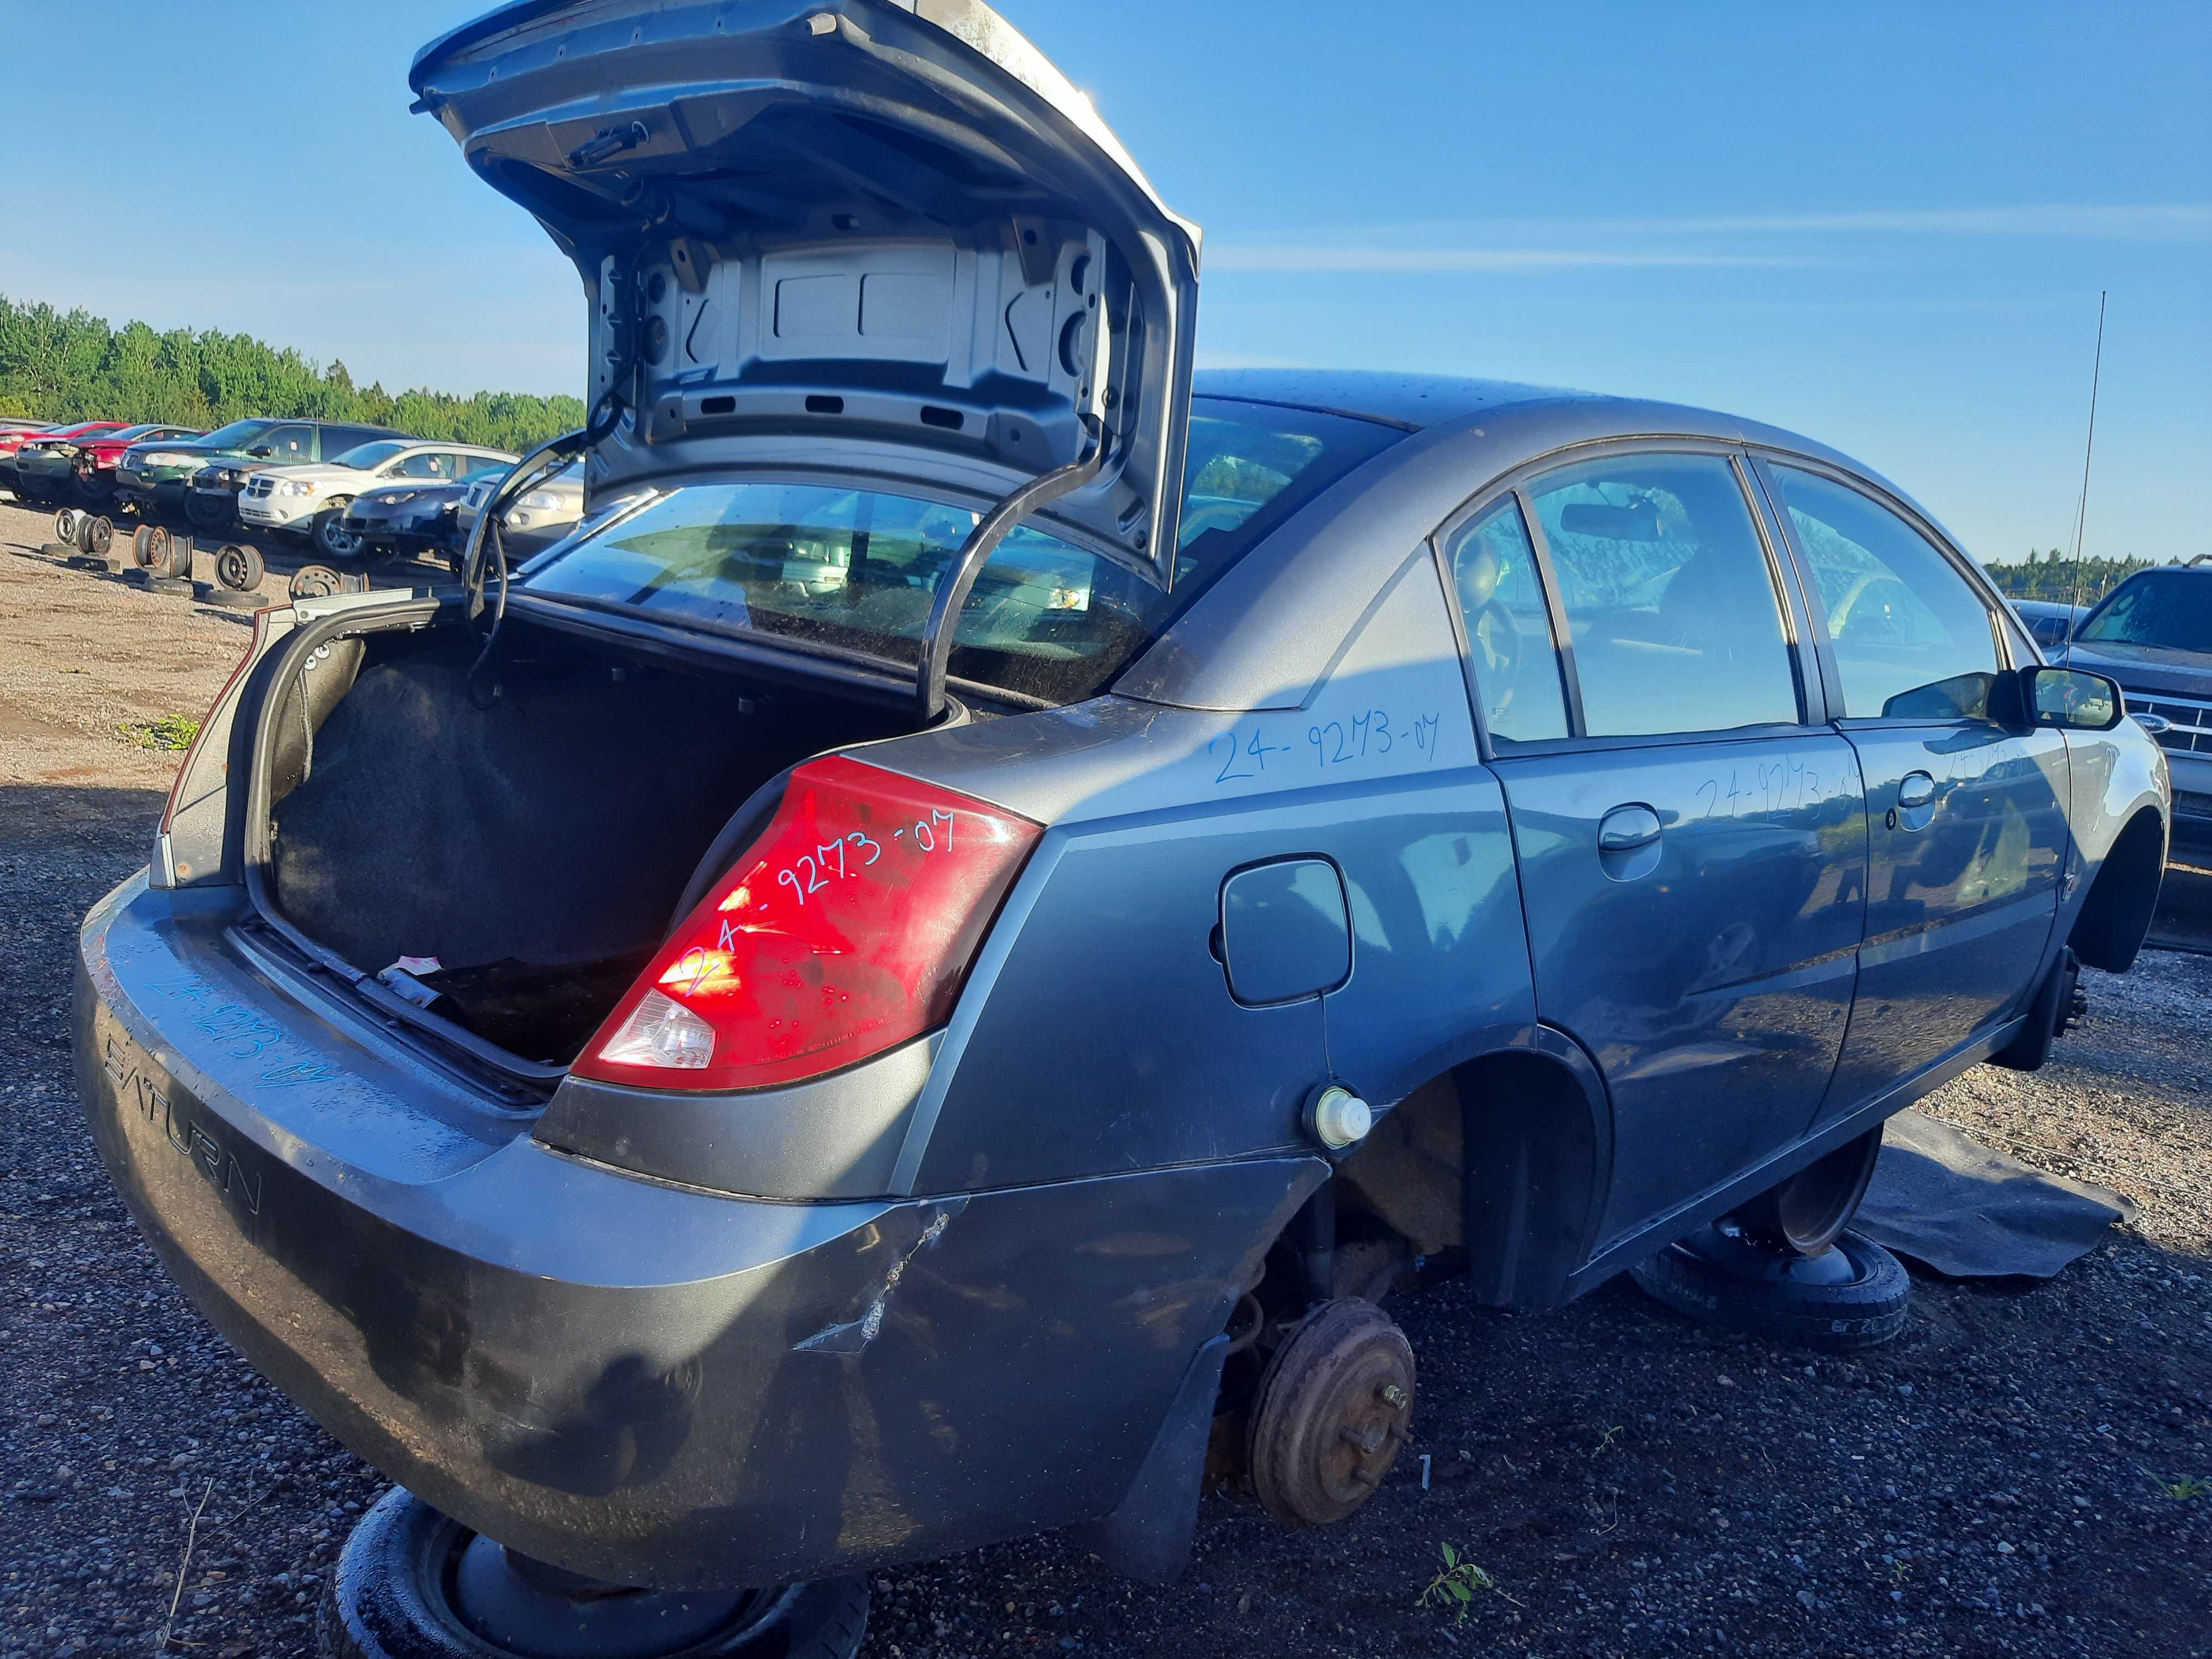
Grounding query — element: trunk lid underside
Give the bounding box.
[410,0,1202,586]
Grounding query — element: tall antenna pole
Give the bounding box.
[2062,290,2106,664]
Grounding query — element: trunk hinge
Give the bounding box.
[915,413,1105,723]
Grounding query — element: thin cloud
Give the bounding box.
[1208,247,1819,274]
[1283,204,2212,247]
[1599,204,2212,238]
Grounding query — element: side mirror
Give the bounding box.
[2021,665,2124,732]
[247,445,272,457]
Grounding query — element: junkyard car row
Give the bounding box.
[29,2,2190,1657]
[2,409,582,573]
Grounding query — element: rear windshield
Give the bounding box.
[518,398,1402,703]
[2075,571,2211,656]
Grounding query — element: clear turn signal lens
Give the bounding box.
[595,989,716,1070]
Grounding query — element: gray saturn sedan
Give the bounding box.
[75,3,2172,1656]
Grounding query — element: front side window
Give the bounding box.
[2076,571,2212,655]
[1767,466,2000,720]
[1443,498,1567,745]
[1526,452,1799,737]
[519,399,1402,703]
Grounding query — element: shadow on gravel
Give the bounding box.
[2147,855,2210,956]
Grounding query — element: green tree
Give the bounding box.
[0,293,583,451]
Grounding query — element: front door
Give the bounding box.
[1446,449,1867,1246]
[1757,462,2069,1121]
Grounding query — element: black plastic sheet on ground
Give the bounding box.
[1855,1109,2136,1280]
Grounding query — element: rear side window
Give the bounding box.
[1767,466,2000,720]
[320,425,384,455]
[1443,499,1567,745]
[520,399,1402,704]
[1526,453,1799,737]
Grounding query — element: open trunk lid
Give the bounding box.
[410,0,1201,587]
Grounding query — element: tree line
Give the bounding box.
[0,295,585,452]
[1980,549,2162,607]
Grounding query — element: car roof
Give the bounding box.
[1193,368,1866,467]
[1129,369,1965,712]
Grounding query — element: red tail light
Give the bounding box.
[572,757,1041,1092]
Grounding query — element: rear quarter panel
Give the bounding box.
[863,547,1538,1194]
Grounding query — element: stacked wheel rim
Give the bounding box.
[54,507,81,545]
[84,515,114,558]
[142,524,177,578]
[132,524,158,566]
[215,542,265,593]
[289,564,345,600]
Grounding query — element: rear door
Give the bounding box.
[1755,460,2068,1123]
[1446,446,1867,1245]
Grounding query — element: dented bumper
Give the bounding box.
[76,874,1308,1588]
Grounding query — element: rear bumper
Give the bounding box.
[77,874,1302,1588]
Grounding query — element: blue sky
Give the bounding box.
[3,2,2205,564]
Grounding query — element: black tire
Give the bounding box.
[215,541,265,592]
[318,1489,868,1659]
[314,505,364,559]
[1631,1227,1910,1352]
[186,491,231,531]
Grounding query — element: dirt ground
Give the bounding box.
[1,492,2206,1658]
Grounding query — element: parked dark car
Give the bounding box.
[76,5,2172,1657]
[171,419,409,532]
[337,461,510,563]
[112,418,284,519]
[2062,558,2212,851]
[2010,597,2089,650]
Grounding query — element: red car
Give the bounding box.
[67,422,204,505]
[1,420,131,502]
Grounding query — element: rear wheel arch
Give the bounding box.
[1331,1031,1613,1314]
[2070,804,2167,973]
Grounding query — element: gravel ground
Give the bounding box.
[1,493,2206,1658]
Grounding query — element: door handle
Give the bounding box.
[1896,771,1937,811]
[1598,803,1663,853]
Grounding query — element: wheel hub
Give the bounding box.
[1248,1297,1416,1526]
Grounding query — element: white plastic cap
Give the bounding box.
[1309,1086,1372,1151]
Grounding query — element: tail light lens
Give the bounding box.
[573,756,1041,1092]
